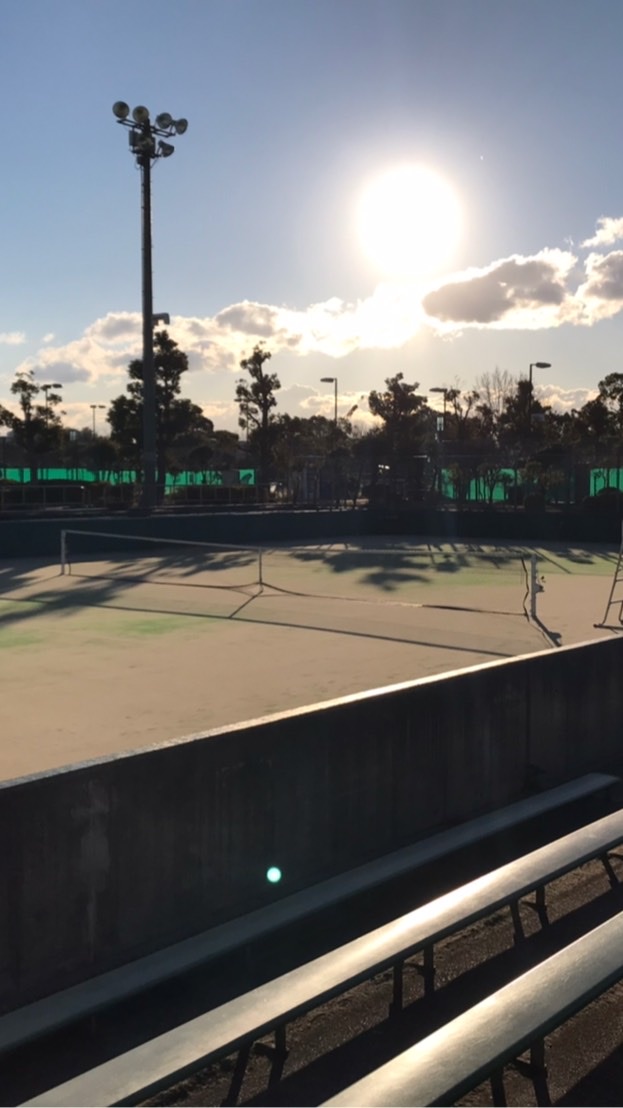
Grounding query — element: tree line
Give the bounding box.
[2,334,623,508]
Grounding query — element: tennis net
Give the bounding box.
[60,528,263,592]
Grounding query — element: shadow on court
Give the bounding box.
[0,583,520,660]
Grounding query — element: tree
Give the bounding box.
[0,369,63,482]
[597,373,623,434]
[108,330,212,496]
[235,344,281,489]
[367,373,432,499]
[474,369,516,439]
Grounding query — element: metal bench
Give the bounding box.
[3,771,616,1067]
[22,802,623,1107]
[325,908,623,1106]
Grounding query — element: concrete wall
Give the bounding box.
[1,635,622,1013]
[0,510,368,559]
[1,506,620,562]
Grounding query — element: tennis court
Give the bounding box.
[0,532,619,783]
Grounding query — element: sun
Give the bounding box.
[357,165,462,279]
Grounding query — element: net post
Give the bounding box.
[258,546,264,586]
[60,530,67,575]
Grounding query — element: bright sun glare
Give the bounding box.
[357,165,462,279]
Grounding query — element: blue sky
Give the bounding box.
[2,0,623,433]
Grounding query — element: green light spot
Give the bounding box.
[266,866,282,884]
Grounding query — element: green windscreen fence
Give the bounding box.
[1,468,256,488]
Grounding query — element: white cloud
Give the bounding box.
[574,250,623,323]
[581,216,623,248]
[0,332,26,345]
[6,215,623,403]
[41,332,55,343]
[199,399,239,427]
[535,383,597,413]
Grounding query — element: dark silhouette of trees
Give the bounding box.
[108,330,212,495]
[236,344,281,489]
[0,369,63,482]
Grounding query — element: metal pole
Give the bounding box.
[528,364,533,434]
[334,379,338,425]
[140,147,157,510]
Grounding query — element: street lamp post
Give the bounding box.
[90,404,106,435]
[41,383,62,424]
[430,387,450,497]
[320,377,338,425]
[112,101,188,509]
[528,361,551,432]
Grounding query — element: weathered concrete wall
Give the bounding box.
[0,510,368,559]
[1,636,622,1012]
[1,506,620,562]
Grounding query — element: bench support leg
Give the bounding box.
[510,900,524,942]
[267,1025,289,1090]
[223,1042,252,1107]
[490,1068,506,1106]
[423,944,435,996]
[535,884,548,927]
[602,852,620,888]
[390,960,404,1016]
[530,1037,546,1073]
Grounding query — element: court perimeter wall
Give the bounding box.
[0,506,621,560]
[1,635,622,1013]
[0,509,369,559]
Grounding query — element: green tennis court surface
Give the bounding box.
[0,539,618,783]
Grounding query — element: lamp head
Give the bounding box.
[158,140,175,158]
[534,361,551,369]
[132,105,150,124]
[155,112,173,129]
[112,101,130,120]
[174,118,188,135]
[320,377,336,383]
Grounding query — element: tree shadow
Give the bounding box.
[0,587,517,659]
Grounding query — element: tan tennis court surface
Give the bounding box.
[0,538,619,783]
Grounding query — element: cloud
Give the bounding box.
[0,332,26,345]
[41,332,55,344]
[536,383,597,413]
[7,213,623,401]
[61,401,111,432]
[215,302,282,338]
[86,312,140,343]
[199,399,240,426]
[421,250,576,330]
[582,216,623,249]
[576,251,623,320]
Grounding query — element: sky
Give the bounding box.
[2,0,623,435]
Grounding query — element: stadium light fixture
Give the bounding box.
[112,101,189,508]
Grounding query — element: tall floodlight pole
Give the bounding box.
[112,102,188,508]
[90,404,106,434]
[430,387,450,496]
[320,376,338,424]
